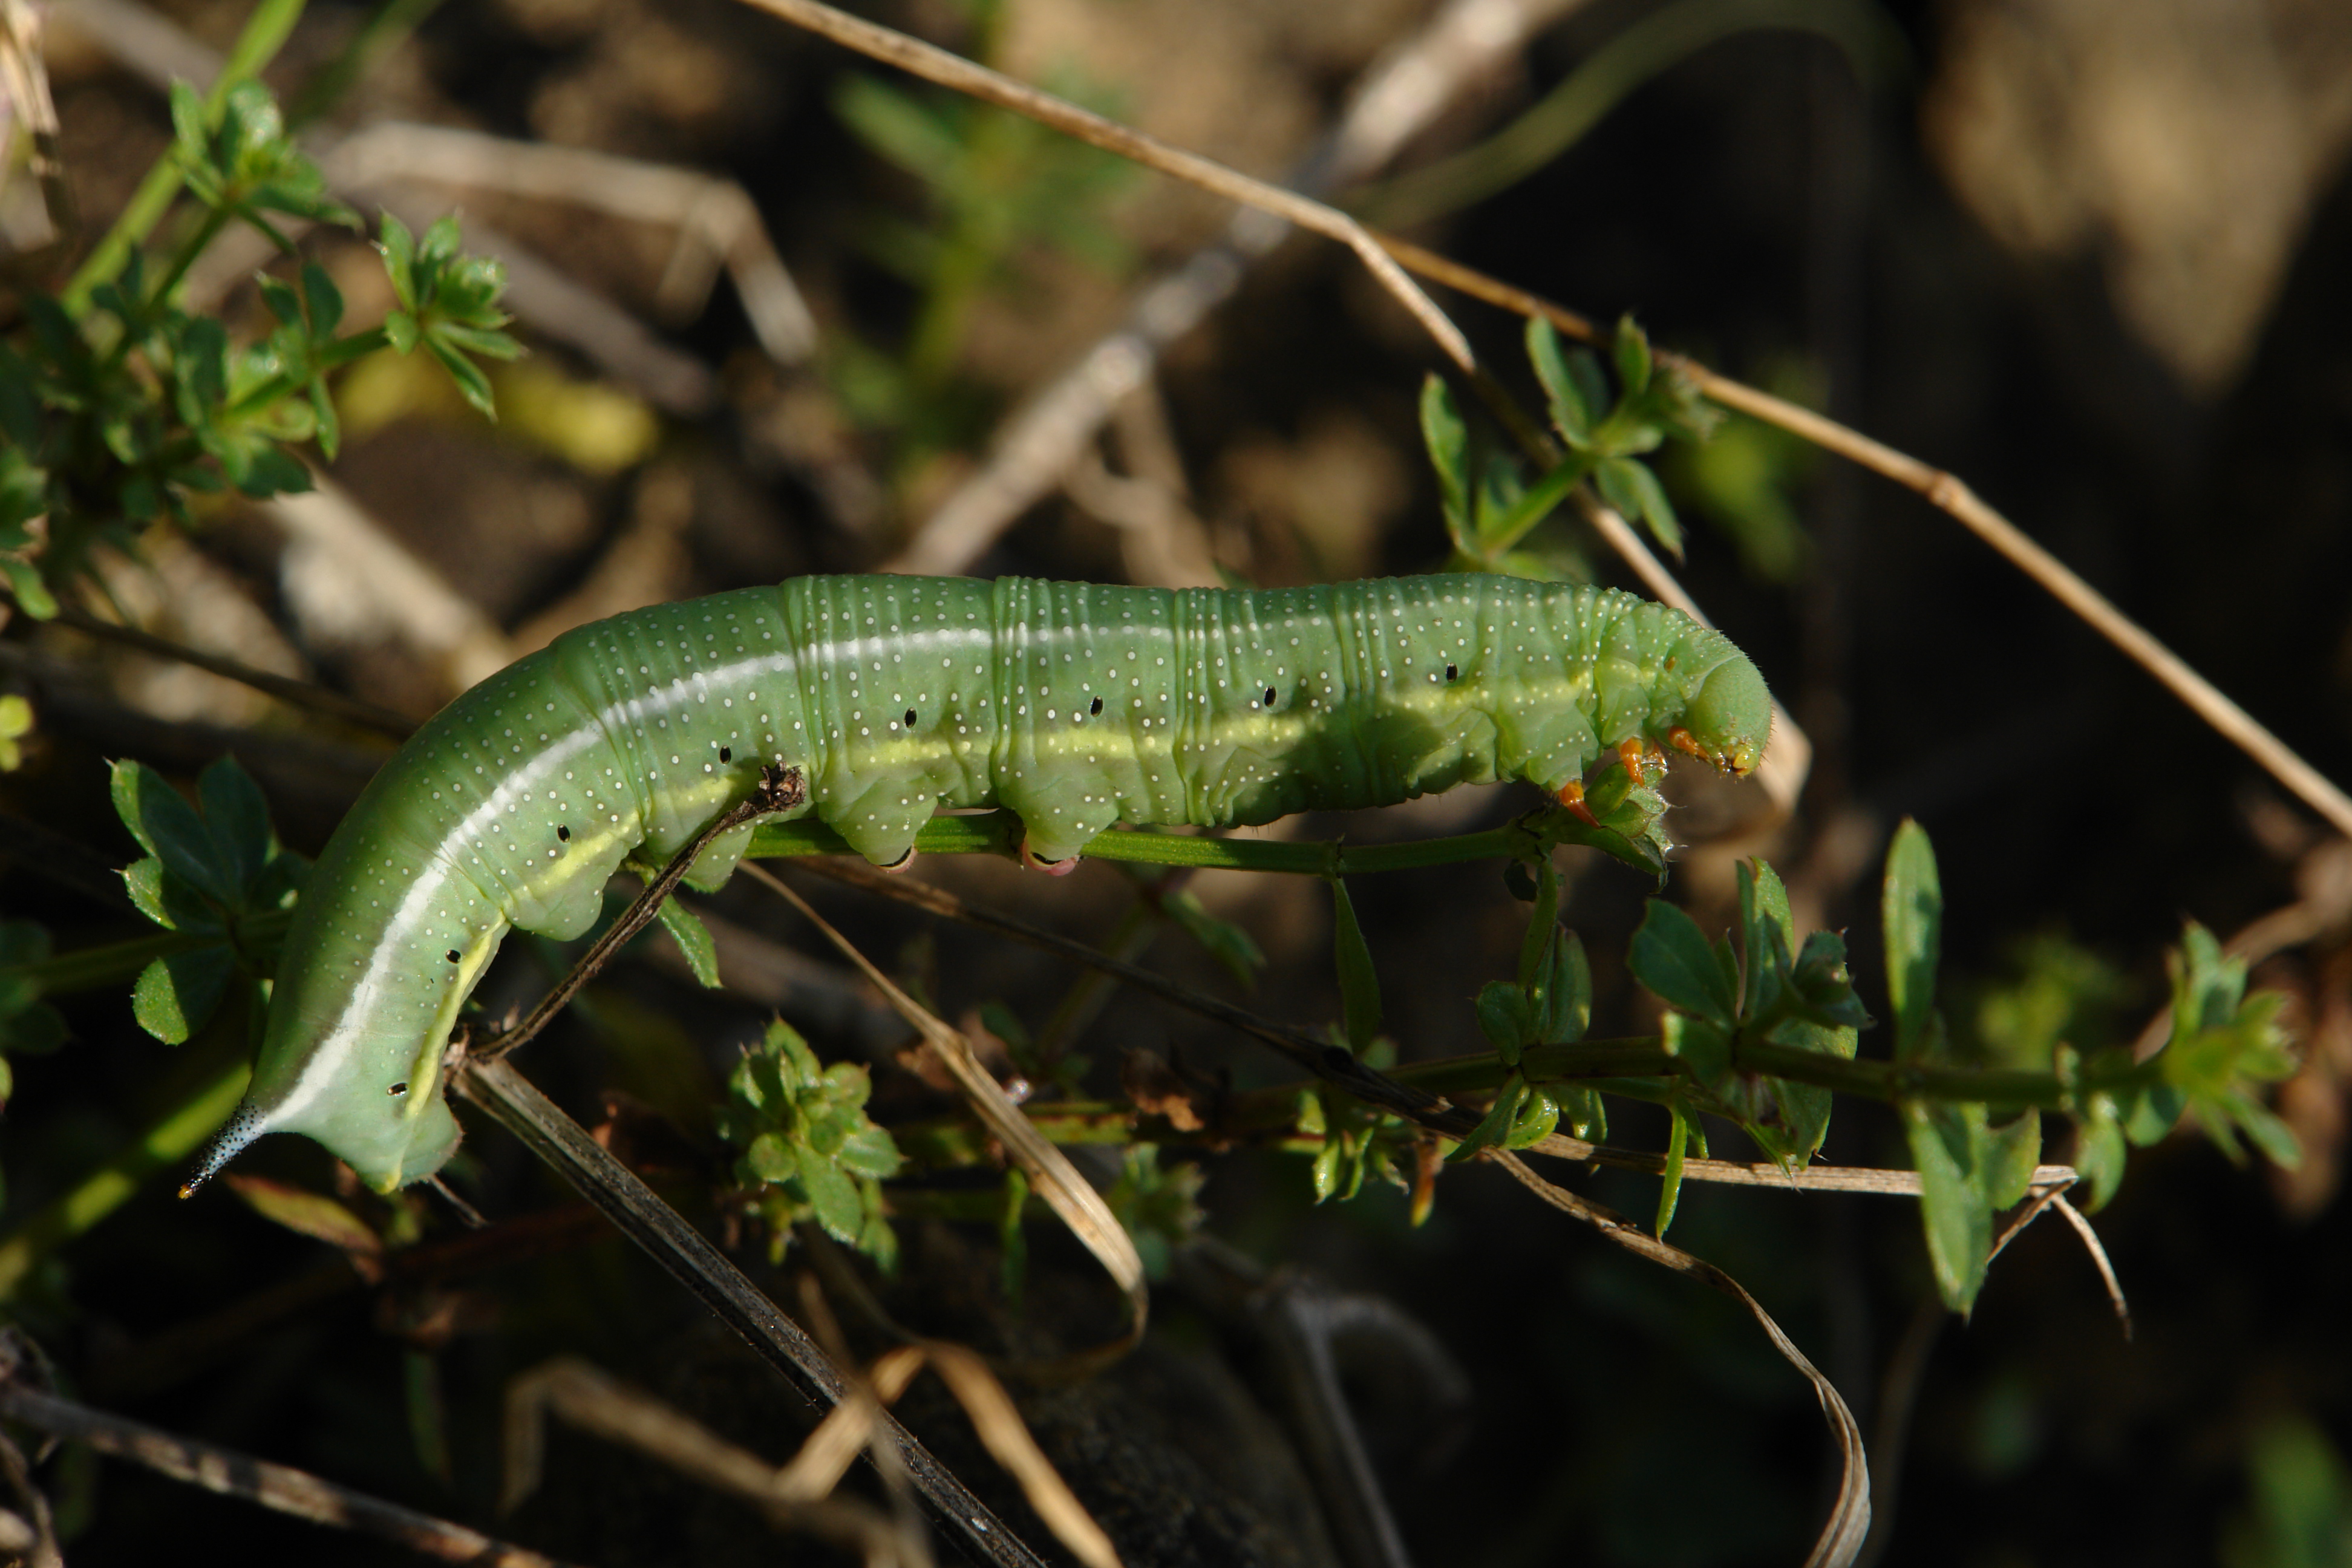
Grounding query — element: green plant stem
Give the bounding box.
[0,1058,250,1300]
[1478,452,1590,558]
[0,912,294,998]
[146,207,236,313]
[226,326,392,416]
[1379,1034,2157,1113]
[747,808,1630,877]
[284,0,451,128]
[61,0,313,313]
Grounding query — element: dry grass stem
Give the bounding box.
[920,1342,1123,1568]
[324,123,818,366]
[1381,237,2352,841]
[2050,1193,2133,1338]
[743,0,1813,827]
[0,1379,572,1567]
[0,0,73,270]
[744,863,1151,1363]
[795,851,2051,1200]
[501,1357,917,1564]
[449,1057,1051,1568]
[263,475,515,692]
[13,593,416,738]
[1489,1151,1870,1568]
[730,0,1473,374]
[474,767,806,1067]
[881,0,1589,576]
[52,0,723,413]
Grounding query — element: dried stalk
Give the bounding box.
[1379,238,2352,841]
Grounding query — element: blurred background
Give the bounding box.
[4,0,2352,1563]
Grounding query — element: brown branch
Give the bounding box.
[732,0,1472,379]
[446,1056,1051,1568]
[15,592,417,739]
[1488,1151,1870,1568]
[1376,236,2352,841]
[474,765,807,1066]
[0,1380,573,1567]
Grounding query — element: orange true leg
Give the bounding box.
[1557,779,1601,828]
[1618,738,1649,787]
[1667,725,1708,763]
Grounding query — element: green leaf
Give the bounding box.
[655,896,722,988]
[1526,317,1590,447]
[197,756,274,900]
[1661,1009,1733,1095]
[1504,1086,1560,1149]
[1448,1074,1526,1164]
[111,761,235,906]
[377,212,419,311]
[1629,900,1737,1029]
[1904,1098,1991,1313]
[131,946,235,1044]
[1613,315,1653,397]
[1420,376,1472,550]
[1515,860,1561,987]
[1883,818,1942,1061]
[1158,889,1264,989]
[0,558,56,619]
[1655,1099,1690,1237]
[837,1123,904,1180]
[1785,930,1870,1029]
[802,1161,864,1243]
[1311,1135,1344,1199]
[743,1131,798,1184]
[300,260,344,337]
[1475,979,1535,1068]
[1753,1018,1852,1166]
[1985,1109,2042,1211]
[1594,454,1684,558]
[382,310,419,354]
[426,339,496,419]
[1737,858,1794,1017]
[224,1174,383,1258]
[1534,926,1590,1047]
[998,1167,1030,1304]
[1328,878,1381,1056]
[2073,1099,2128,1212]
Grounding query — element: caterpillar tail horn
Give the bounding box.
[178,1100,270,1198]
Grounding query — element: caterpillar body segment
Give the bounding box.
[195,573,1769,1193]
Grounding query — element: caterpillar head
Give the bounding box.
[1670,654,1771,777]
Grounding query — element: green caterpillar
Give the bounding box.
[191,573,1769,1192]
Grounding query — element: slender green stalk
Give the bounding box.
[225,327,391,416]
[284,0,451,128]
[0,1059,250,1299]
[748,811,1592,877]
[62,0,313,313]
[1,912,293,998]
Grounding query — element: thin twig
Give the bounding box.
[1488,1151,1870,1568]
[878,0,1589,577]
[501,1357,915,1564]
[791,851,2073,1198]
[11,591,417,739]
[738,0,1813,818]
[731,0,1473,378]
[0,1380,573,1567]
[446,1056,1051,1568]
[474,766,807,1066]
[1376,237,2352,841]
[324,122,818,365]
[2049,1193,2132,1339]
